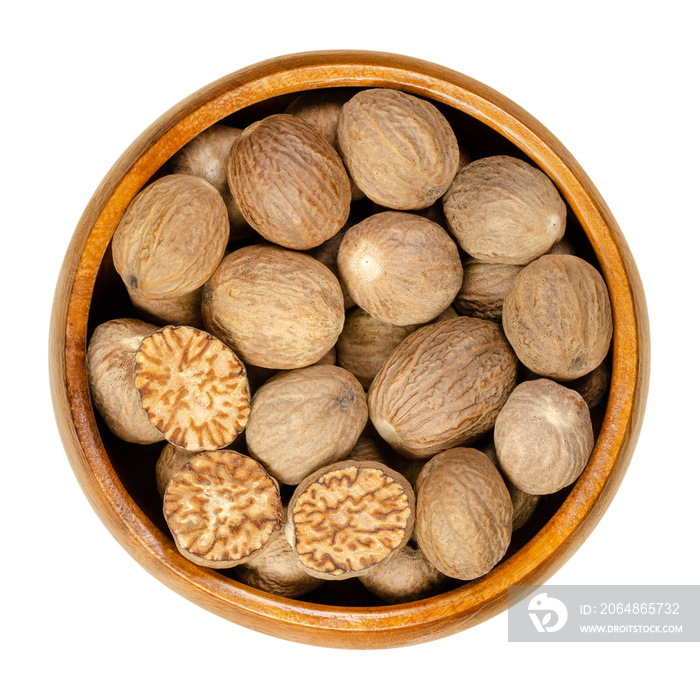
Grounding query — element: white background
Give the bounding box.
[4,1,697,697]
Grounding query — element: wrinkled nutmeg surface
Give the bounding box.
[228,113,351,250]
[112,173,229,300]
[415,447,513,580]
[494,378,594,495]
[163,450,282,569]
[202,244,345,369]
[443,155,566,264]
[360,540,446,604]
[337,211,463,325]
[171,124,249,236]
[336,308,420,389]
[286,460,415,580]
[245,365,368,485]
[369,316,518,458]
[337,88,460,210]
[502,254,613,380]
[454,260,523,321]
[87,318,163,444]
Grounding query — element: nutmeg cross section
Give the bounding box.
[286,460,415,581]
[134,325,250,451]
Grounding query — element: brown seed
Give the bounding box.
[245,365,368,485]
[163,450,282,569]
[337,211,463,325]
[234,508,324,598]
[443,155,566,264]
[134,325,250,451]
[155,442,197,498]
[502,254,613,380]
[335,308,420,389]
[285,460,416,580]
[359,540,446,604]
[228,113,351,250]
[454,260,524,321]
[415,447,513,580]
[112,173,229,325]
[202,244,345,370]
[494,378,595,495]
[309,227,355,310]
[171,124,250,239]
[337,88,460,210]
[86,318,163,444]
[369,316,518,458]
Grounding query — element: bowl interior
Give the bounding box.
[53,51,648,647]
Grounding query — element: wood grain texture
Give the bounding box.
[49,50,650,649]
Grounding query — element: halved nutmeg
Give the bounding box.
[134,325,250,451]
[285,460,415,581]
[163,450,282,569]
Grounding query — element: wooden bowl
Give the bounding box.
[49,50,650,649]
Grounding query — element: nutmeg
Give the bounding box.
[415,447,512,580]
[494,378,595,495]
[335,307,420,389]
[171,124,250,238]
[337,211,463,325]
[202,244,345,370]
[133,325,250,451]
[337,88,460,210]
[369,316,518,458]
[285,460,415,581]
[443,155,566,264]
[228,114,352,249]
[245,365,368,485]
[502,254,613,380]
[163,450,283,569]
[111,173,229,325]
[454,260,523,321]
[87,318,163,444]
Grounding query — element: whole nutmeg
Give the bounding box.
[415,447,513,580]
[245,365,368,485]
[335,308,420,389]
[369,316,518,458]
[309,228,355,309]
[235,508,324,598]
[494,378,595,495]
[502,254,613,380]
[87,318,163,444]
[337,211,463,325]
[443,155,566,264]
[228,113,352,250]
[163,450,283,569]
[337,88,460,210]
[111,173,229,325]
[454,260,523,321]
[171,124,250,238]
[202,244,345,370]
[359,540,446,604]
[133,325,250,451]
[285,88,355,150]
[155,443,197,498]
[285,460,416,581]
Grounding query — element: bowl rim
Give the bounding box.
[49,49,650,649]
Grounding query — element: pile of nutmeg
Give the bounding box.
[87,87,612,604]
